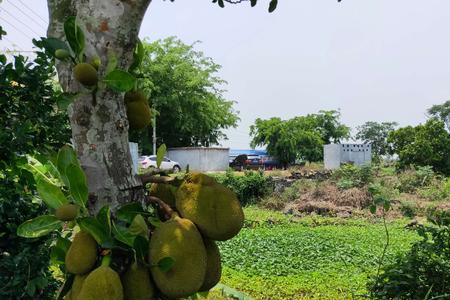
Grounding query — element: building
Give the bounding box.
[167,147,229,172]
[324,143,371,169]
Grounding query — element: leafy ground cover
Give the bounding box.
[217,207,419,299]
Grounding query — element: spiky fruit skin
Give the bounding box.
[149,183,178,207]
[122,263,155,300]
[124,91,147,104]
[55,204,78,221]
[125,91,151,130]
[199,239,222,291]
[73,63,98,86]
[176,173,244,241]
[55,49,70,59]
[78,266,123,300]
[65,231,97,275]
[149,217,207,298]
[67,274,88,300]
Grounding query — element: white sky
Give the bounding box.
[2,0,450,148]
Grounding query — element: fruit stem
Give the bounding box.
[101,254,112,267]
[146,196,175,221]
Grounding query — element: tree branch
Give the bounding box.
[145,195,174,221]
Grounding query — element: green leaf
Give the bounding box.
[41,37,70,56]
[157,256,175,272]
[64,16,85,57]
[156,144,167,168]
[217,0,225,8]
[104,69,136,92]
[268,0,278,13]
[117,202,145,223]
[148,216,162,228]
[129,214,149,238]
[369,204,377,214]
[105,51,118,75]
[66,163,88,206]
[36,177,68,209]
[78,217,110,244]
[97,205,111,234]
[129,39,144,71]
[57,145,79,187]
[17,215,62,238]
[250,0,257,7]
[112,223,135,247]
[133,235,149,264]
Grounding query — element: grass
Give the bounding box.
[217,207,419,299]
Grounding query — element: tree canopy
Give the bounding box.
[355,121,398,157]
[250,110,349,165]
[131,37,239,152]
[428,100,450,131]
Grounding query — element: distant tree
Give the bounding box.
[355,121,398,157]
[428,100,450,131]
[131,37,239,152]
[250,110,348,166]
[388,119,450,174]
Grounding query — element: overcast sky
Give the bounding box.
[2,0,450,149]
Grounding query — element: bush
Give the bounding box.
[260,179,316,210]
[212,170,273,205]
[332,164,373,189]
[399,201,417,218]
[418,177,450,201]
[397,166,434,193]
[369,212,450,299]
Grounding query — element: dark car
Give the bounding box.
[261,156,282,170]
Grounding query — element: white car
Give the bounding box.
[138,155,181,173]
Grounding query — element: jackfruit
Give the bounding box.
[65,231,98,275]
[122,262,155,300]
[149,216,207,298]
[77,266,123,300]
[176,173,244,241]
[90,56,101,70]
[55,204,79,221]
[125,91,151,130]
[55,49,70,59]
[199,239,222,291]
[149,183,178,207]
[67,274,88,300]
[73,63,98,86]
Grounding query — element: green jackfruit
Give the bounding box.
[200,239,222,291]
[66,231,98,275]
[66,274,88,300]
[77,266,123,300]
[55,49,70,59]
[122,262,155,300]
[55,204,79,221]
[149,216,207,298]
[176,173,244,241]
[125,91,151,130]
[149,183,178,207]
[73,63,98,86]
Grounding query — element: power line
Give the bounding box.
[1,6,42,36]
[17,0,47,24]
[2,36,24,51]
[6,0,47,30]
[0,16,33,40]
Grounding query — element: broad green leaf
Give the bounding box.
[17,215,62,238]
[36,177,68,209]
[112,223,135,247]
[23,156,52,183]
[250,0,257,7]
[64,16,85,57]
[217,0,225,8]
[97,205,111,234]
[78,217,110,244]
[50,246,65,264]
[369,204,377,214]
[104,69,136,92]
[268,0,278,13]
[133,235,149,264]
[57,145,78,187]
[105,51,118,74]
[156,144,167,168]
[41,37,70,56]
[129,214,148,238]
[129,39,144,71]
[157,257,175,272]
[117,202,145,223]
[66,163,88,206]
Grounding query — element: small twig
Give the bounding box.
[144,175,175,184]
[145,195,174,221]
[373,209,390,292]
[139,169,171,184]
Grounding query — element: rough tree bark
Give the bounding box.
[47,0,152,213]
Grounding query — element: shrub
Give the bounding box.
[397,166,434,193]
[369,212,450,299]
[418,177,450,201]
[332,164,373,189]
[399,201,417,218]
[212,170,273,205]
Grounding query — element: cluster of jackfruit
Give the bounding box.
[124,91,152,130]
[62,173,243,300]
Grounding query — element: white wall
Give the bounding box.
[167,147,229,172]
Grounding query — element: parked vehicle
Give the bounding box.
[138,155,181,173]
[261,156,282,170]
[230,154,265,170]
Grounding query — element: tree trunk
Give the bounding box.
[47,0,151,213]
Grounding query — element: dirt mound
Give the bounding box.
[284,183,372,217]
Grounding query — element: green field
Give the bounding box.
[217,207,419,300]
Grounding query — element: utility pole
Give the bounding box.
[152,108,156,155]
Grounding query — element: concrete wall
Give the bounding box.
[167,147,229,172]
[324,143,371,169]
[129,142,139,174]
